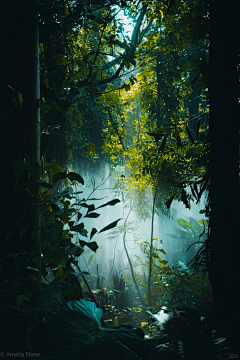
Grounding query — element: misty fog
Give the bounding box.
[71,163,207,296]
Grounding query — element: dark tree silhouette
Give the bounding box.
[209,0,240,353]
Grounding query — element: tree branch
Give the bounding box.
[76,3,148,88]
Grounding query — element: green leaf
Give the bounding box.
[67,172,84,185]
[33,298,155,358]
[58,253,69,266]
[186,125,194,144]
[181,189,190,208]
[90,228,97,240]
[113,289,123,293]
[16,294,25,308]
[51,267,74,286]
[42,77,49,86]
[173,128,179,139]
[86,204,95,212]
[43,161,51,171]
[40,97,52,111]
[159,249,166,256]
[198,219,208,226]
[79,240,98,252]
[147,133,165,143]
[173,128,181,146]
[99,219,122,233]
[26,266,39,272]
[96,199,121,210]
[24,156,41,180]
[129,58,136,67]
[70,223,84,232]
[56,266,63,278]
[41,99,64,115]
[84,213,100,218]
[7,85,23,108]
[68,244,84,257]
[59,208,74,224]
[177,218,190,229]
[50,100,64,114]
[70,223,88,236]
[159,260,168,265]
[80,229,88,237]
[190,184,197,200]
[111,39,128,49]
[199,125,208,132]
[196,172,210,203]
[48,161,64,176]
[54,55,68,65]
[75,203,95,212]
[195,120,201,139]
[88,254,94,265]
[124,61,132,70]
[52,172,67,184]
[74,202,89,208]
[156,127,171,133]
[165,193,177,209]
[124,84,131,91]
[75,246,84,257]
[44,212,56,226]
[159,135,167,152]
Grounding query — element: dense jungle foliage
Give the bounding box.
[0,0,239,359]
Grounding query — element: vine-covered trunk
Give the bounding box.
[209,1,240,353]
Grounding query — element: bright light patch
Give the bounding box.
[116,10,134,38]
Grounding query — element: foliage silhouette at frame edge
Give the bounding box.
[0,155,121,345]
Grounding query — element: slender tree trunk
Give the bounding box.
[209,1,240,353]
[156,54,162,128]
[123,208,145,307]
[148,181,159,307]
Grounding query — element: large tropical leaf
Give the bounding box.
[29,299,167,360]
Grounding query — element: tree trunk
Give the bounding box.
[123,208,145,307]
[156,54,162,128]
[0,0,41,348]
[209,1,240,353]
[148,181,160,307]
[0,0,40,180]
